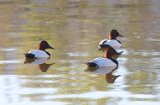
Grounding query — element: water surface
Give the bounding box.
[0,0,160,105]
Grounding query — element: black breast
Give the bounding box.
[110,58,119,70]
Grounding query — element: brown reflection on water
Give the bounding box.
[24,58,55,72]
[0,0,160,105]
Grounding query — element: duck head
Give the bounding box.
[109,29,123,39]
[39,40,54,50]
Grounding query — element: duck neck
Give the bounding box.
[104,48,113,59]
[39,44,46,51]
[39,48,45,51]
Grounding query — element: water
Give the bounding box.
[0,0,160,105]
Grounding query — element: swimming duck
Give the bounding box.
[25,40,54,59]
[86,45,119,71]
[98,29,123,51]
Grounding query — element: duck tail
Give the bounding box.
[112,51,124,59]
[24,53,35,59]
[118,51,124,56]
[99,44,109,48]
[86,62,98,68]
[86,62,99,71]
[118,51,124,55]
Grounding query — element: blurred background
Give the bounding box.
[0,0,159,105]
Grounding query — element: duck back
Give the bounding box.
[99,39,121,50]
[90,57,117,69]
[28,50,49,58]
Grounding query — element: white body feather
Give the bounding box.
[93,67,114,74]
[31,58,48,64]
[99,39,121,50]
[89,57,117,73]
[28,50,49,58]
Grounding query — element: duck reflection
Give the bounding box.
[86,67,120,83]
[105,70,120,83]
[24,58,54,72]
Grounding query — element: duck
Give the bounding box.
[86,45,119,72]
[25,40,54,59]
[98,29,123,51]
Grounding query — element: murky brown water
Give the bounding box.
[0,0,160,105]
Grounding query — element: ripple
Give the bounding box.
[67,52,89,57]
[19,88,57,95]
[147,38,160,42]
[119,101,160,105]
[1,48,16,52]
[0,102,68,105]
[44,91,158,100]
[0,60,22,64]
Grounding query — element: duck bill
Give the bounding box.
[48,46,55,49]
[118,34,123,37]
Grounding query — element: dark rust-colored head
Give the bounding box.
[109,29,123,39]
[39,40,54,50]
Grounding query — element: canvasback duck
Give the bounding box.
[25,40,54,59]
[98,29,123,51]
[86,45,119,72]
